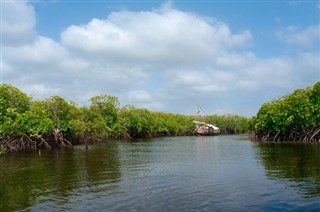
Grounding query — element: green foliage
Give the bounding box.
[204,114,249,134]
[90,95,120,127]
[68,106,90,140]
[251,81,320,141]
[118,105,153,137]
[164,113,194,135]
[0,84,250,154]
[118,106,196,138]
[0,84,31,138]
[42,96,72,132]
[16,102,55,137]
[0,84,31,116]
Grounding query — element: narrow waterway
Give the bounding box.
[1,135,319,211]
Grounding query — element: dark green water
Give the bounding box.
[1,135,320,211]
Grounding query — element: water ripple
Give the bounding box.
[2,135,320,211]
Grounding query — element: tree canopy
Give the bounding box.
[250,81,320,142]
[0,83,250,154]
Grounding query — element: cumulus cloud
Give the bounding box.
[4,36,67,64]
[2,1,319,116]
[127,90,165,111]
[2,1,36,46]
[61,6,252,65]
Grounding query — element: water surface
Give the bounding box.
[1,135,320,211]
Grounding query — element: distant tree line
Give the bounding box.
[1,81,319,154]
[0,84,249,154]
[203,114,249,134]
[249,81,320,142]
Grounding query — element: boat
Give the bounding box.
[193,121,220,136]
[193,104,220,136]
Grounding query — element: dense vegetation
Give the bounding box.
[204,114,248,134]
[0,84,249,154]
[250,81,320,142]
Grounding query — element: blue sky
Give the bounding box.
[1,0,320,117]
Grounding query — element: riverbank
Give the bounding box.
[2,81,319,156]
[1,131,248,155]
[249,82,319,143]
[0,84,249,155]
[251,128,320,143]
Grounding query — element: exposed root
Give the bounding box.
[311,128,320,142]
[1,128,74,154]
[253,127,320,142]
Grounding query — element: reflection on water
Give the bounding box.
[255,142,320,198]
[0,135,319,211]
[0,143,121,211]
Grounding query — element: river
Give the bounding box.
[1,135,320,211]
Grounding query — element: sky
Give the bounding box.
[1,0,319,117]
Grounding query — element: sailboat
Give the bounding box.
[193,104,220,136]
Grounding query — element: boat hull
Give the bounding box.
[194,120,220,136]
[196,131,220,136]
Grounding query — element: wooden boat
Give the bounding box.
[193,104,220,136]
[193,121,220,136]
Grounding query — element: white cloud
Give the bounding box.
[166,70,230,94]
[128,90,152,103]
[2,2,319,116]
[22,83,62,97]
[127,90,165,111]
[276,25,320,49]
[215,52,256,68]
[61,6,251,65]
[2,1,36,46]
[291,52,320,83]
[4,36,67,64]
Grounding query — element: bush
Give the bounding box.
[251,81,320,142]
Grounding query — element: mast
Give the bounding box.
[193,104,221,135]
[195,104,203,121]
